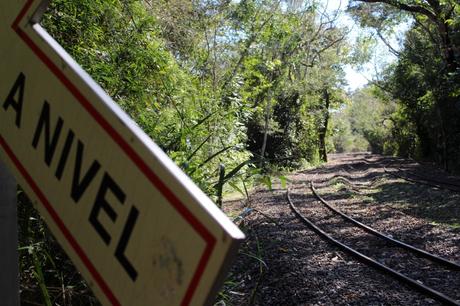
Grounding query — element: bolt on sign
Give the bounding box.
[0,1,245,305]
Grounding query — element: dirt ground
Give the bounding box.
[219,153,460,306]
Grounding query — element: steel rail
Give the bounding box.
[404,170,460,188]
[365,156,460,192]
[384,165,460,192]
[327,155,459,192]
[385,165,460,192]
[287,188,460,306]
[310,182,460,271]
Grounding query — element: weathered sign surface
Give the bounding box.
[0,1,245,305]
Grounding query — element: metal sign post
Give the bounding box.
[0,160,19,306]
[0,1,244,305]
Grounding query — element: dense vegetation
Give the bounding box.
[14,0,459,304]
[347,0,460,170]
[329,87,397,153]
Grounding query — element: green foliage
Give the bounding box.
[18,188,99,305]
[329,109,370,153]
[228,1,350,165]
[42,0,255,196]
[329,86,396,154]
[349,0,460,171]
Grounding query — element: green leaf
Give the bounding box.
[262,175,272,190]
[279,175,287,189]
[229,181,245,197]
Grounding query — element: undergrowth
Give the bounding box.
[18,188,99,306]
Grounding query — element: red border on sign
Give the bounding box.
[2,1,217,305]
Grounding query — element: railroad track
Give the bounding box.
[384,161,460,192]
[287,182,460,305]
[356,155,460,192]
[315,157,391,191]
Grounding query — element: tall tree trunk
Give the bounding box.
[434,104,448,170]
[260,92,272,167]
[438,20,458,73]
[318,88,330,162]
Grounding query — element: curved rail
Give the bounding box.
[287,188,460,306]
[404,170,460,188]
[318,155,460,193]
[363,157,460,192]
[310,182,460,270]
[384,165,460,192]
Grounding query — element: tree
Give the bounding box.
[349,0,459,72]
[349,0,460,172]
[230,0,350,165]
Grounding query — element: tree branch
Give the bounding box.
[355,0,438,23]
[375,29,401,57]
